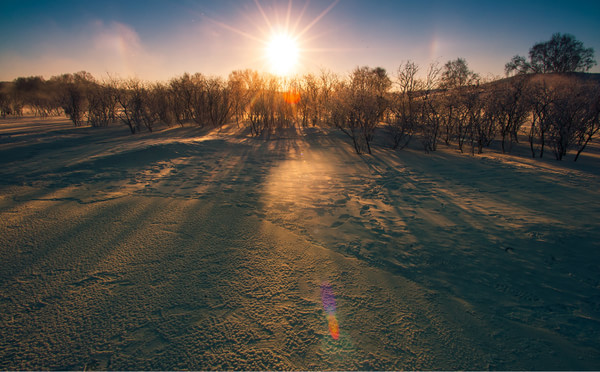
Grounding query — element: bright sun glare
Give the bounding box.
[266,33,299,76]
[209,0,339,77]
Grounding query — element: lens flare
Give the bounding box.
[327,314,339,340]
[321,283,336,313]
[283,90,300,104]
[321,282,339,340]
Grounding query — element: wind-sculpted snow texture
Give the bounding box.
[1,118,599,370]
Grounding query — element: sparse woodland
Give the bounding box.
[1,33,599,161]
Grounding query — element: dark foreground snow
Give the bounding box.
[1,118,599,370]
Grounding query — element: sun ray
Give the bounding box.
[254,0,273,33]
[302,47,357,53]
[207,18,265,44]
[291,1,309,35]
[297,0,339,39]
[285,0,292,32]
[206,0,342,77]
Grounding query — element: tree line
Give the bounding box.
[1,33,598,161]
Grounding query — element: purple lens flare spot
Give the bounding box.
[320,282,336,314]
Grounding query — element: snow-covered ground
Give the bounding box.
[1,117,599,370]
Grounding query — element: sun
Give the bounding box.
[208,1,339,76]
[266,33,299,76]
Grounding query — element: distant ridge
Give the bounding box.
[482,72,600,89]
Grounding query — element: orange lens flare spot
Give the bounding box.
[283,90,300,104]
[327,314,339,340]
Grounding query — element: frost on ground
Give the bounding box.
[1,118,599,370]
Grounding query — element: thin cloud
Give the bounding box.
[90,21,166,80]
[0,21,166,81]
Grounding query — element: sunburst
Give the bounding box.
[207,0,339,77]
[266,33,299,76]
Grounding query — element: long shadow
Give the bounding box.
[78,128,314,369]
[357,146,600,364]
[2,123,599,369]
[361,145,599,281]
[0,123,305,369]
[240,128,600,368]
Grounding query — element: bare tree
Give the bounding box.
[478,91,499,153]
[545,79,599,160]
[333,66,391,154]
[0,81,23,117]
[329,80,361,152]
[440,58,479,90]
[491,76,530,153]
[305,73,320,126]
[318,69,338,126]
[50,71,94,126]
[418,62,443,152]
[169,73,197,126]
[87,80,118,127]
[527,80,553,158]
[0,82,12,117]
[148,82,176,126]
[388,61,420,149]
[13,76,64,117]
[506,33,597,75]
[297,74,316,127]
[116,79,157,134]
[452,88,472,153]
[188,73,210,127]
[246,72,270,136]
[459,86,498,155]
[206,76,232,129]
[228,70,251,127]
[437,93,458,147]
[573,85,600,161]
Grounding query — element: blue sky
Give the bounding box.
[1,0,599,81]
